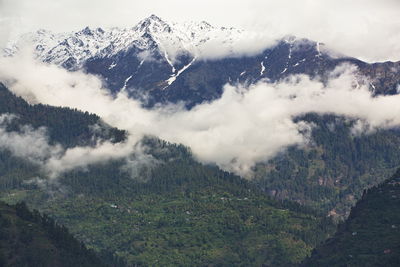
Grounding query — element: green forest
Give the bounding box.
[0,138,336,266]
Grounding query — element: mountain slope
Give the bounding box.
[254,114,400,219]
[302,169,400,266]
[1,137,336,266]
[0,201,106,267]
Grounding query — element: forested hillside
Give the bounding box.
[255,114,400,219]
[1,138,336,266]
[303,169,400,266]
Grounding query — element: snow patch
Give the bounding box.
[163,57,196,89]
[260,62,266,75]
[108,62,117,70]
[163,50,176,73]
[293,58,306,67]
[370,82,376,91]
[121,75,133,91]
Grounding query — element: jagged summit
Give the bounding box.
[78,26,105,36]
[134,14,172,33]
[138,14,168,26]
[145,14,166,24]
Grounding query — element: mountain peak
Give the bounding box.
[148,14,163,22]
[80,26,93,36]
[134,14,171,33]
[76,26,105,37]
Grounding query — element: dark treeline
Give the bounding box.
[302,169,400,266]
[0,201,128,266]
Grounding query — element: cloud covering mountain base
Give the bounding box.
[1,53,400,177]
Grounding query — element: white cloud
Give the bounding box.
[120,144,162,182]
[2,53,400,177]
[137,50,157,62]
[0,112,146,178]
[0,114,61,163]
[44,137,139,178]
[194,31,277,60]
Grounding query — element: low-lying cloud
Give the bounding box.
[0,114,62,164]
[185,31,278,61]
[0,112,149,178]
[2,53,400,177]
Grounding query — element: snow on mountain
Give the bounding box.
[4,15,260,69]
[9,14,398,110]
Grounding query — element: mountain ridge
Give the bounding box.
[5,15,400,108]
[4,15,246,69]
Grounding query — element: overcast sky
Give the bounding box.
[1,0,400,62]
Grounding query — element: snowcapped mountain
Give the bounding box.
[5,15,400,108]
[5,15,246,70]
